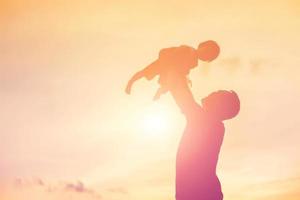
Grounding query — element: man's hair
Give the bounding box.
[202,90,240,120]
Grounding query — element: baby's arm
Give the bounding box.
[125,60,161,94]
[125,70,144,94]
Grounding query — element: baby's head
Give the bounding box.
[197,40,220,62]
[201,90,240,121]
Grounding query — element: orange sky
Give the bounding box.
[1,0,300,200]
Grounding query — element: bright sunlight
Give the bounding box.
[139,104,175,137]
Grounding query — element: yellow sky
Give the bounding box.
[1,0,300,200]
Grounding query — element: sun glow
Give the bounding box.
[139,105,173,137]
[142,114,168,134]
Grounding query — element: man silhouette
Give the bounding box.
[168,76,240,200]
[125,42,240,200]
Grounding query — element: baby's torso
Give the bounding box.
[158,45,198,74]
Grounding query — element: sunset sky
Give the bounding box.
[1,0,300,199]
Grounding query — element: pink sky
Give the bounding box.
[1,1,300,199]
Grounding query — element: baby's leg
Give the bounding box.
[154,72,187,100]
[153,86,168,101]
[153,71,192,100]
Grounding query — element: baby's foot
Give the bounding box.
[153,87,168,101]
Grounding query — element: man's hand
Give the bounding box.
[187,78,192,88]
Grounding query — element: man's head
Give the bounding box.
[197,40,220,62]
[201,90,240,121]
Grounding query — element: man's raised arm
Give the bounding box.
[168,73,199,117]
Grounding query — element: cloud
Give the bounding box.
[249,58,266,75]
[12,178,101,199]
[13,177,44,188]
[107,186,128,194]
[33,178,45,186]
[214,57,270,75]
[13,178,26,187]
[64,181,97,195]
[257,176,300,187]
[218,57,241,74]
[240,176,300,199]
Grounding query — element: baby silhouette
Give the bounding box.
[125,40,220,100]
